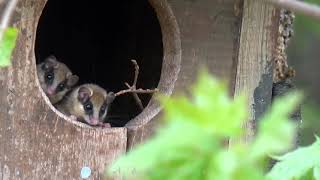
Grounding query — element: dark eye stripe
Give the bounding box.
[56,80,67,92]
[44,70,54,85]
[99,104,107,117]
[83,100,93,115]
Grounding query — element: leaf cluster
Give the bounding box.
[106,70,320,180]
[0,27,18,67]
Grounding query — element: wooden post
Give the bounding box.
[231,0,278,144]
[0,1,127,179]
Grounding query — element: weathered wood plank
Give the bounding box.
[0,0,127,179]
[127,0,243,149]
[169,0,242,93]
[231,0,278,144]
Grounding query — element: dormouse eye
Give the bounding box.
[85,104,92,111]
[101,105,106,112]
[46,73,53,80]
[57,82,65,92]
[44,71,54,85]
[101,107,105,112]
[100,105,106,115]
[83,102,93,115]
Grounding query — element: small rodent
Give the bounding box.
[55,84,115,127]
[37,55,79,104]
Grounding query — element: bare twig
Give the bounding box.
[0,0,19,41]
[265,0,320,20]
[125,82,144,110]
[115,88,158,96]
[114,60,159,110]
[126,59,144,110]
[131,60,139,87]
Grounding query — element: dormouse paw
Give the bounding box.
[69,115,77,121]
[98,122,111,128]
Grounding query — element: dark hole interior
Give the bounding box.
[35,0,163,127]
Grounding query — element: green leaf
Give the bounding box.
[0,27,18,67]
[107,121,219,180]
[159,70,248,138]
[267,138,320,180]
[206,143,269,180]
[107,69,303,180]
[191,70,248,137]
[314,165,320,180]
[250,92,302,160]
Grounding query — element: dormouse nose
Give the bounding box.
[47,86,55,95]
[89,117,99,126]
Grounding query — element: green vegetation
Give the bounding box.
[0,27,18,67]
[287,0,320,147]
[294,0,320,41]
[267,138,320,179]
[105,70,320,180]
[299,102,320,145]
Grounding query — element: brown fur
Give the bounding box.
[37,56,78,104]
[56,84,115,126]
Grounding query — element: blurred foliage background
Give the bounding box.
[288,0,320,145]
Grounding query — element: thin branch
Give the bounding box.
[114,60,158,110]
[131,59,139,87]
[124,59,143,110]
[265,0,320,20]
[125,82,144,110]
[0,0,19,41]
[115,88,158,97]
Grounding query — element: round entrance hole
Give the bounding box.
[35,0,166,127]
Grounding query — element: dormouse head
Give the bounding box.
[76,85,115,126]
[37,55,79,104]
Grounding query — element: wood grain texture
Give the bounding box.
[168,0,242,93]
[232,0,278,144]
[0,0,273,178]
[0,0,127,179]
[126,0,243,149]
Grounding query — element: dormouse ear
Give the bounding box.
[78,86,93,103]
[106,92,115,104]
[43,55,59,69]
[66,74,79,87]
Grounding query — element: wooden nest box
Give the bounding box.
[0,0,281,179]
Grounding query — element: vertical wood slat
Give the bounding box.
[0,1,127,179]
[231,0,278,144]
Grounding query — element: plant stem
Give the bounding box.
[0,0,19,41]
[265,0,320,20]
